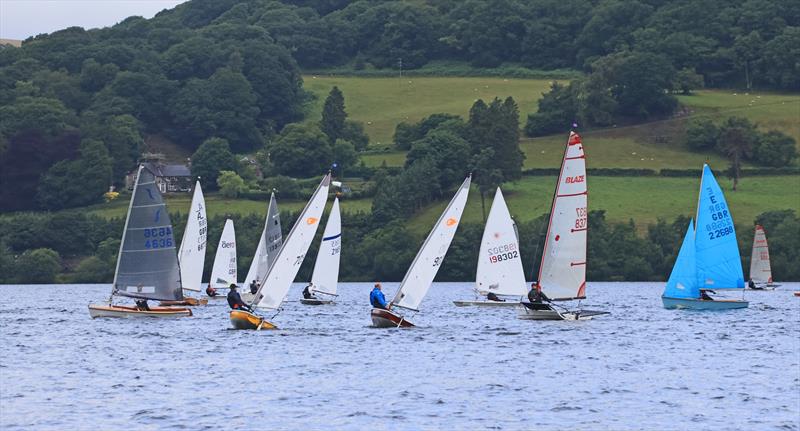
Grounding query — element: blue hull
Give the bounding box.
[662,296,748,310]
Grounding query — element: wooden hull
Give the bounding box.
[370,308,415,328]
[517,302,607,321]
[88,304,192,318]
[229,309,277,330]
[159,297,208,307]
[793,292,800,297]
[300,298,334,305]
[453,300,519,307]
[662,296,749,310]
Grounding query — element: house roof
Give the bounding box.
[140,162,191,178]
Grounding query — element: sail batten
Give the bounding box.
[112,165,183,301]
[475,188,527,297]
[537,132,588,300]
[392,175,471,310]
[310,197,341,296]
[254,174,331,309]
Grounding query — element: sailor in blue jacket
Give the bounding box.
[370,282,391,310]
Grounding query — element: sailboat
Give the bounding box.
[241,192,283,303]
[160,180,208,306]
[301,197,341,305]
[519,132,607,320]
[230,174,331,330]
[747,225,779,289]
[208,219,237,291]
[371,175,471,328]
[661,164,749,310]
[88,165,192,318]
[454,187,526,306]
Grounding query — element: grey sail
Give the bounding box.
[264,193,283,275]
[112,165,183,301]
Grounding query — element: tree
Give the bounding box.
[471,148,504,221]
[11,248,61,283]
[320,86,347,143]
[191,137,238,190]
[332,139,359,171]
[753,130,797,167]
[469,97,524,181]
[217,170,246,198]
[267,123,332,177]
[405,129,470,190]
[673,67,704,95]
[36,138,113,210]
[592,52,678,118]
[684,118,719,151]
[717,117,758,191]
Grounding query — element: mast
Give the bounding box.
[111,165,142,298]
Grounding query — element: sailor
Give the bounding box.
[528,282,550,303]
[700,289,715,301]
[206,284,217,297]
[302,283,317,300]
[227,283,253,312]
[486,292,505,302]
[747,279,760,289]
[135,299,150,311]
[250,278,259,295]
[370,282,391,310]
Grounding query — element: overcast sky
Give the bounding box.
[0,0,187,40]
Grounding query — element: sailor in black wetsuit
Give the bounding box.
[227,284,253,312]
[302,283,317,300]
[486,292,505,302]
[528,283,550,303]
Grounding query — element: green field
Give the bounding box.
[303,76,800,169]
[79,193,373,220]
[302,75,555,146]
[407,175,800,236]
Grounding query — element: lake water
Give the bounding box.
[1,282,798,430]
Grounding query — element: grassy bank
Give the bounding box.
[408,175,800,236]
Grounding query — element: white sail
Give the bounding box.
[476,188,527,297]
[209,219,237,288]
[749,225,772,284]
[310,197,342,295]
[243,193,282,289]
[178,181,207,291]
[538,132,588,300]
[255,174,331,309]
[392,175,471,311]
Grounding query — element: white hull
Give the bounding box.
[517,302,606,321]
[453,300,520,307]
[88,304,192,318]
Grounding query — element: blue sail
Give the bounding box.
[693,165,745,289]
[663,220,699,299]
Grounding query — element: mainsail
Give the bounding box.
[694,164,745,289]
[392,175,471,311]
[310,197,341,296]
[209,219,237,288]
[243,193,283,288]
[537,132,588,300]
[475,187,527,297]
[663,221,700,299]
[112,165,182,301]
[254,174,331,309]
[178,181,207,291]
[749,225,772,284]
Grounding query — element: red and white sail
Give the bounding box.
[537,132,587,300]
[749,225,773,284]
